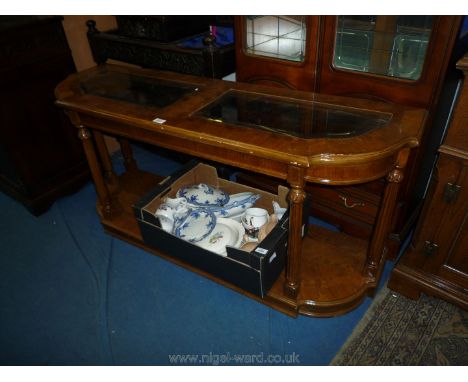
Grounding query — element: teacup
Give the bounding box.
[243,208,269,228]
[241,208,269,240]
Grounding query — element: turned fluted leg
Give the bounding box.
[93,131,118,185]
[364,148,410,280]
[77,125,112,216]
[284,166,307,299]
[118,138,137,171]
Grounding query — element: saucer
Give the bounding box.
[196,218,245,256]
[174,209,216,243]
[177,183,229,207]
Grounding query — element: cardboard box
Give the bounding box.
[133,161,308,297]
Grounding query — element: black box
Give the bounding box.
[133,161,309,297]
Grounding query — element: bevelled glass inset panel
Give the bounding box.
[333,16,434,80]
[244,16,307,62]
[80,70,198,107]
[194,90,392,139]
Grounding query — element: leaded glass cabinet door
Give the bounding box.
[234,16,319,90]
[320,16,460,109]
[244,16,307,62]
[333,16,434,81]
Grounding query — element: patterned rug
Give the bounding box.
[331,287,468,365]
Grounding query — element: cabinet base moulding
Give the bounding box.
[389,259,468,311]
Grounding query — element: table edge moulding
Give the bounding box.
[55,64,427,317]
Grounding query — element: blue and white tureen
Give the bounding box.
[176,183,229,207]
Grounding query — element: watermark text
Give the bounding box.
[168,352,300,365]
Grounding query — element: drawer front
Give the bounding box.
[308,185,380,225]
[235,171,382,238]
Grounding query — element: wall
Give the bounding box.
[62,16,117,71]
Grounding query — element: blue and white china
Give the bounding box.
[176,183,229,207]
[165,197,188,210]
[174,208,216,242]
[210,192,261,218]
[168,186,262,244]
[196,218,245,256]
[228,192,257,205]
[155,201,190,233]
[164,197,190,228]
[155,203,175,233]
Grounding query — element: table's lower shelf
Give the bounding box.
[100,169,376,318]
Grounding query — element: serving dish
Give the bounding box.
[210,192,261,218]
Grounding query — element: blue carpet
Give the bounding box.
[0,144,395,365]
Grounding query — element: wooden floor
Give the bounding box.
[99,169,374,317]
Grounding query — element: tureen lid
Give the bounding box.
[176,183,229,207]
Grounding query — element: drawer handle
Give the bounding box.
[338,194,365,209]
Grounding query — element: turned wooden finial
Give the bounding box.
[77,125,91,140]
[86,19,98,34]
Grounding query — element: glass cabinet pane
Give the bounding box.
[80,69,198,107]
[333,16,434,80]
[195,90,392,139]
[244,16,307,62]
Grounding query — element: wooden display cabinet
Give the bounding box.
[388,54,468,310]
[234,15,463,254]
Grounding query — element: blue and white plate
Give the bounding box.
[176,183,229,207]
[174,208,216,243]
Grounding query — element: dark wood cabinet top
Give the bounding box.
[0,16,63,31]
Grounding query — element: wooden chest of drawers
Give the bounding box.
[388,54,468,310]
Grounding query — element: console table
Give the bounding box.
[55,64,426,317]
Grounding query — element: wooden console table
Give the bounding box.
[55,64,426,317]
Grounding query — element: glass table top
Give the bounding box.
[194,90,393,139]
[80,70,198,108]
